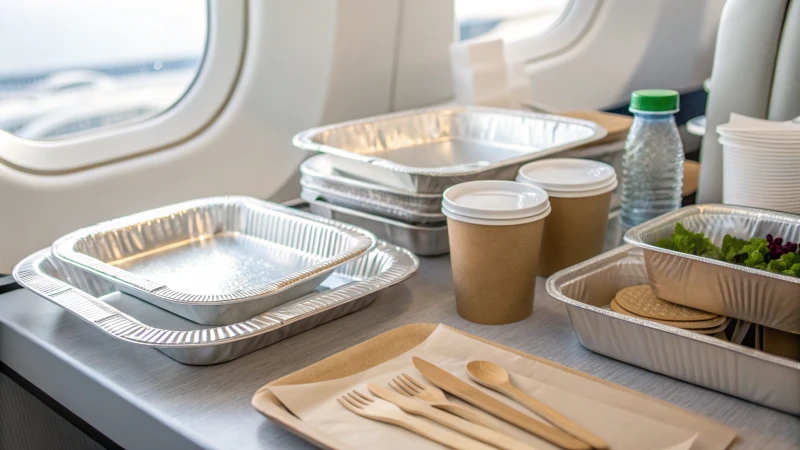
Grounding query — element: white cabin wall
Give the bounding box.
[0,0,455,272]
[521,0,726,111]
[0,0,727,272]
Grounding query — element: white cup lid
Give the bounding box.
[442,180,550,221]
[517,159,617,195]
[444,204,551,226]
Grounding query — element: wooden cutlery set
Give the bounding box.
[337,357,607,450]
[254,324,735,450]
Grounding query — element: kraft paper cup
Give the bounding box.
[443,181,550,325]
[517,159,617,276]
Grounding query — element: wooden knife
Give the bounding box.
[412,357,590,450]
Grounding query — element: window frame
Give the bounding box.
[500,0,601,64]
[0,0,246,173]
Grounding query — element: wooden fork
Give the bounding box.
[389,373,500,429]
[337,390,495,450]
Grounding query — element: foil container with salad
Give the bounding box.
[625,204,800,333]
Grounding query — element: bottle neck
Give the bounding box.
[632,112,676,121]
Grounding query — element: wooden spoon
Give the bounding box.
[466,361,608,450]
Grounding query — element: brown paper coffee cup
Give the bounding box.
[447,216,545,324]
[539,191,612,276]
[516,158,617,277]
[443,180,551,325]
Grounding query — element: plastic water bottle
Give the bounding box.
[620,89,684,229]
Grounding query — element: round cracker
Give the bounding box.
[610,298,727,329]
[615,285,717,321]
[692,319,731,335]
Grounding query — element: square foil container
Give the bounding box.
[293,106,606,193]
[51,196,376,326]
[300,155,444,223]
[546,245,800,415]
[14,242,418,365]
[624,204,800,333]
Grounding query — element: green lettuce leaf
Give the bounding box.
[767,253,800,274]
[653,222,800,277]
[656,237,677,251]
[739,238,768,267]
[656,222,721,259]
[721,235,748,263]
[743,251,767,268]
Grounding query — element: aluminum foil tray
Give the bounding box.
[301,155,443,213]
[301,155,444,223]
[306,198,449,256]
[14,242,418,365]
[293,106,606,193]
[51,196,376,326]
[301,186,445,224]
[546,245,800,415]
[624,204,800,333]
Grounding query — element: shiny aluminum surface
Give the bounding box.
[546,245,800,415]
[301,186,446,224]
[293,106,606,193]
[307,199,450,256]
[51,196,376,325]
[14,242,418,365]
[300,155,443,214]
[624,204,800,333]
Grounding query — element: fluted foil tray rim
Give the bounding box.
[623,204,800,285]
[546,245,800,369]
[305,197,449,231]
[300,184,446,224]
[293,105,606,178]
[306,199,450,257]
[51,196,378,305]
[13,242,419,349]
[300,155,442,200]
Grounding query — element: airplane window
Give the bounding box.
[0,0,207,140]
[457,0,571,41]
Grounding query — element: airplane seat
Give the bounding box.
[697,0,800,202]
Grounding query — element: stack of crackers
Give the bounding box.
[610,285,729,335]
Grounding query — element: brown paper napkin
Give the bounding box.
[269,326,735,449]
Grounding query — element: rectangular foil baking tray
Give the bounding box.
[546,245,800,415]
[293,106,606,193]
[624,204,800,333]
[14,242,418,365]
[301,155,443,213]
[301,186,445,224]
[51,196,376,326]
[301,155,444,223]
[305,198,449,256]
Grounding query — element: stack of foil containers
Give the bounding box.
[295,106,606,256]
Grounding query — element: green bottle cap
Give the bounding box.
[629,89,679,113]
